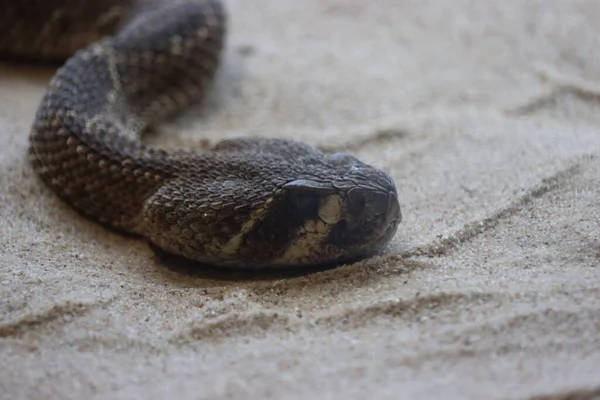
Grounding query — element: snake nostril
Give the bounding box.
[365,191,390,216]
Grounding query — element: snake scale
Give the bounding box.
[1,0,402,268]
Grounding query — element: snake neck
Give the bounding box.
[27,0,227,232]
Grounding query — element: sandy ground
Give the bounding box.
[2,0,600,399]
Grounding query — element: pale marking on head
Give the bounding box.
[97,6,126,27]
[100,42,123,96]
[276,218,333,264]
[318,194,342,225]
[219,196,276,256]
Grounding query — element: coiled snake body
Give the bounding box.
[1,0,401,268]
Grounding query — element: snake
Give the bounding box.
[0,0,402,269]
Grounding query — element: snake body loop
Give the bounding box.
[1,0,402,268]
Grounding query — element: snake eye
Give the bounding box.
[288,191,319,216]
[283,179,335,217]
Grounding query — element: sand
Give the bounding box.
[1,0,600,399]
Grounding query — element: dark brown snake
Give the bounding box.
[0,0,402,268]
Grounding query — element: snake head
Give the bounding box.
[142,145,401,269]
[272,152,402,266]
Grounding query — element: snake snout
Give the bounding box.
[348,188,388,217]
[383,191,402,235]
[280,176,400,265]
[350,189,401,232]
[327,187,401,247]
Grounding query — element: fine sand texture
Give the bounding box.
[1,0,600,399]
